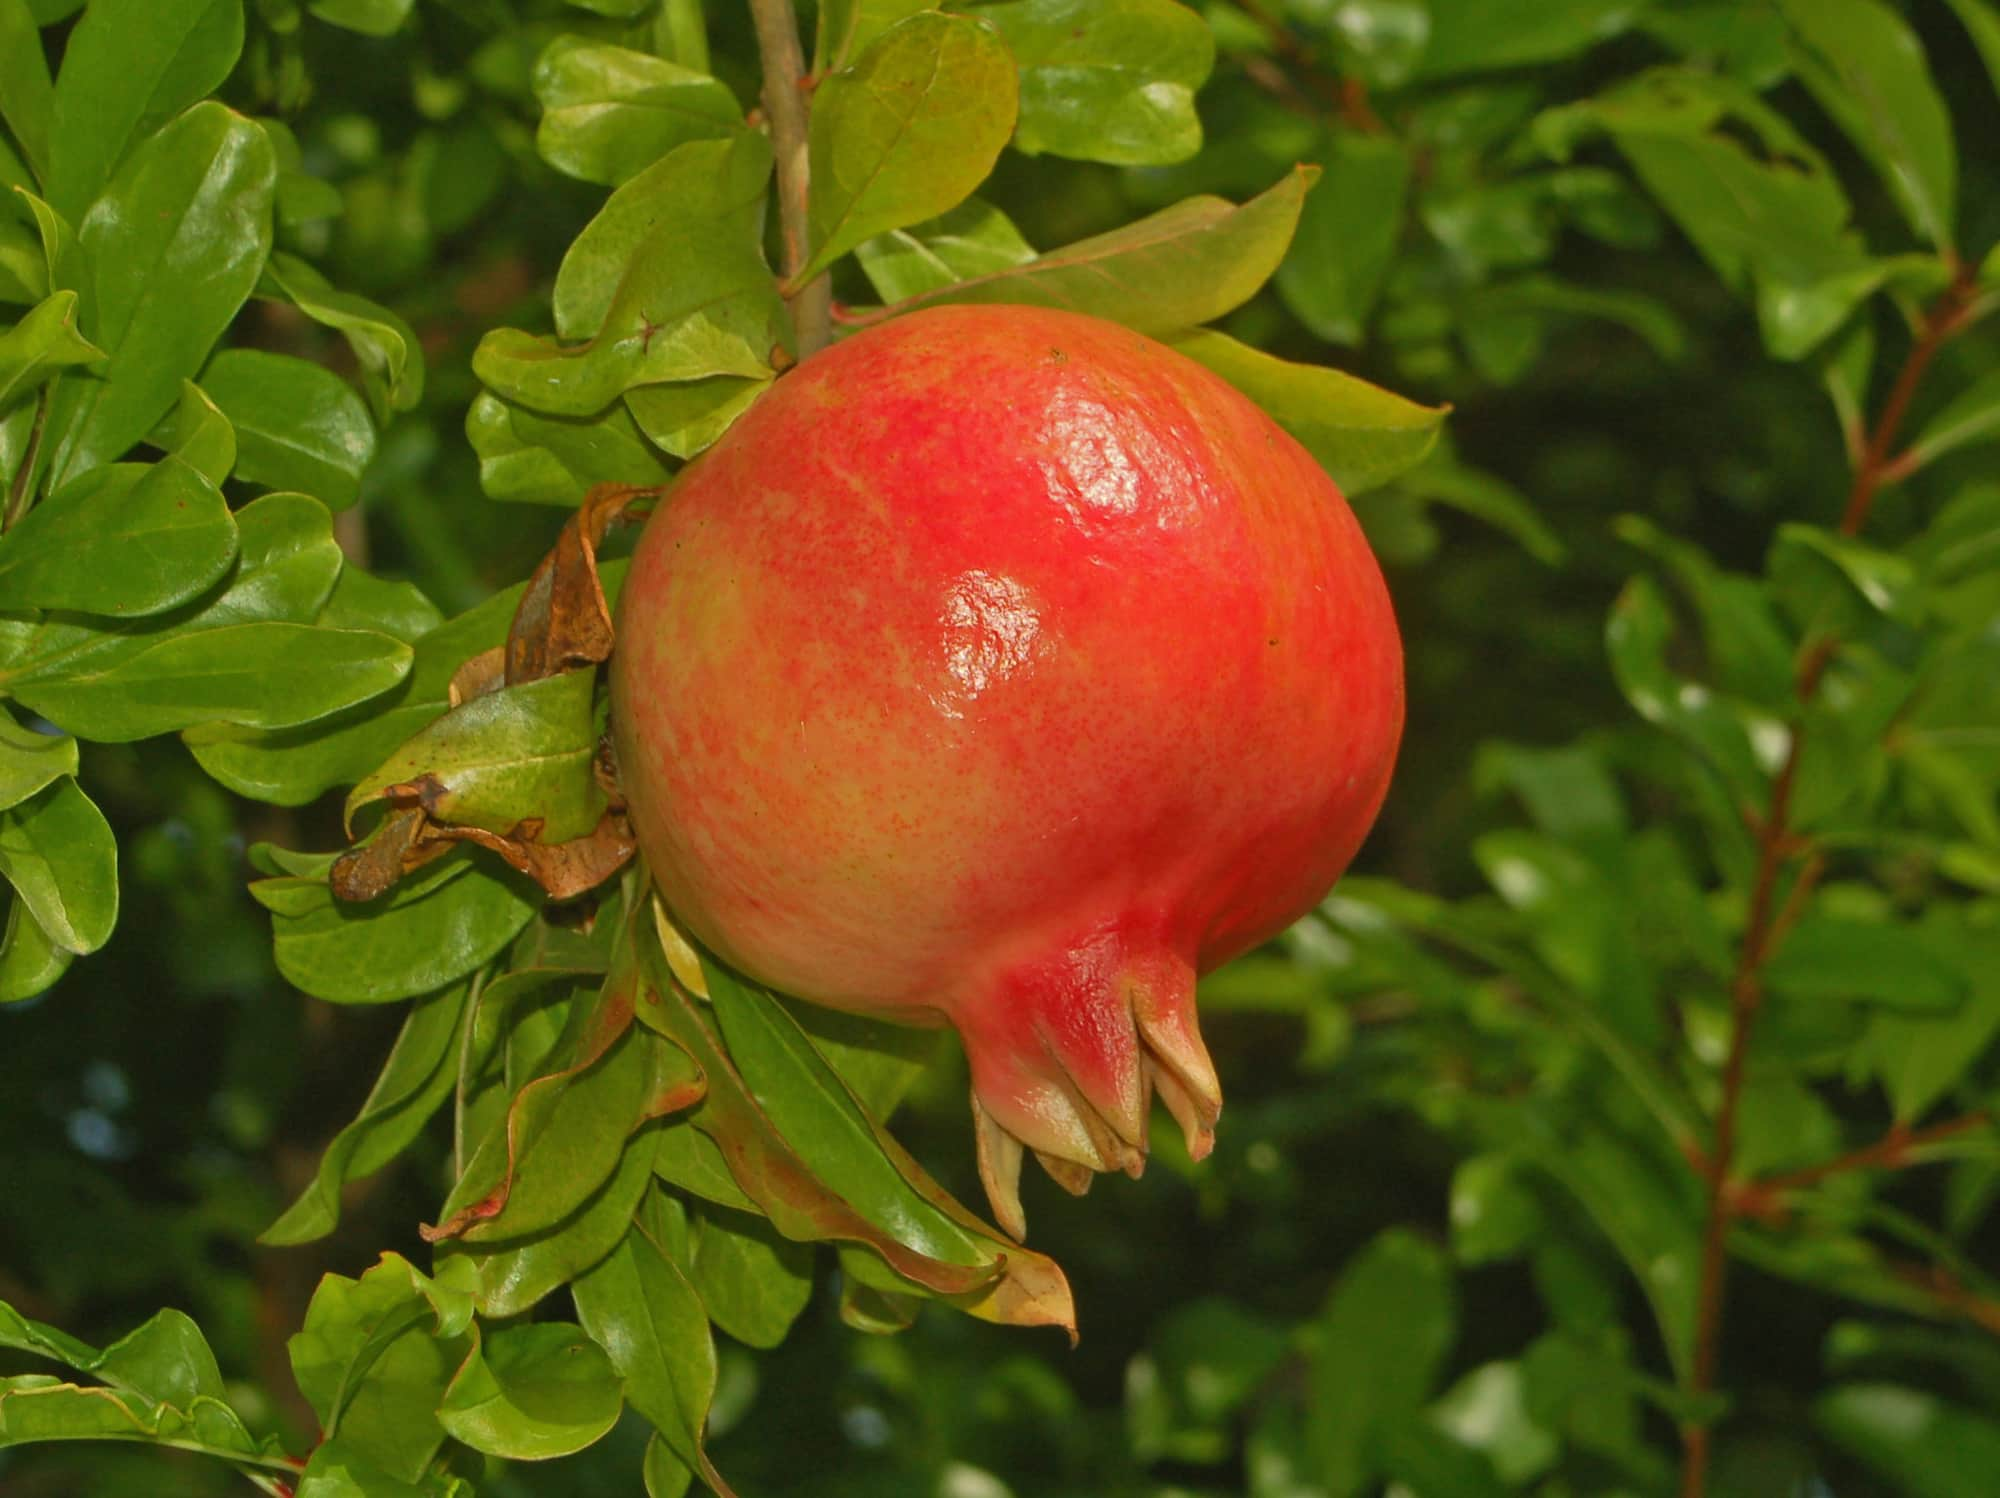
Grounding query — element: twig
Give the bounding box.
[1676,268,1983,1498]
[748,0,830,357]
[1232,0,1382,131]
[1729,1111,1995,1221]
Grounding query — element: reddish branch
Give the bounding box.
[1676,265,1985,1498]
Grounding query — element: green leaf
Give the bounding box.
[473,145,782,416]
[1777,0,1957,252]
[0,1300,100,1370]
[1617,514,1796,707]
[1417,0,1643,80]
[258,252,425,418]
[150,379,237,486]
[468,391,673,507]
[307,0,416,36]
[817,0,938,71]
[1275,129,1410,346]
[550,133,777,342]
[0,895,71,1001]
[0,0,54,183]
[854,196,1035,302]
[866,168,1309,332]
[1817,1384,2000,1498]
[45,102,276,488]
[183,577,514,807]
[803,12,1019,280]
[684,1204,815,1349]
[1394,450,1564,565]
[1308,1230,1455,1495]
[200,349,375,508]
[1765,916,1966,1012]
[0,776,115,954]
[532,36,743,187]
[0,457,235,617]
[13,622,410,741]
[460,1120,666,1318]
[1942,0,2000,102]
[0,711,75,811]
[653,1121,759,1212]
[437,1323,622,1461]
[1167,329,1446,496]
[254,855,537,1004]
[703,961,991,1269]
[1901,367,2000,475]
[262,983,472,1245]
[347,667,605,842]
[572,1219,726,1487]
[1605,576,1776,807]
[0,290,104,409]
[623,375,770,459]
[46,0,246,220]
[288,1253,474,1482]
[294,1438,443,1498]
[970,0,1212,166]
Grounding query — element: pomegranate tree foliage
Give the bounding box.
[1,0,1999,1492]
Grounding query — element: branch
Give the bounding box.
[1675,267,1981,1498]
[1728,1111,1995,1221]
[748,0,831,358]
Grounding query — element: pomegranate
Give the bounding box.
[611,305,1402,1239]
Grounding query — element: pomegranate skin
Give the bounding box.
[611,305,1402,1236]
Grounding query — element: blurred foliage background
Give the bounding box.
[4,0,2000,1494]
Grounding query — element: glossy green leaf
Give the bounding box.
[1394,450,1564,564]
[307,0,415,36]
[0,712,75,811]
[200,349,374,508]
[0,0,53,183]
[1168,329,1446,496]
[1308,1229,1455,1495]
[572,1218,726,1487]
[972,0,1212,166]
[1275,129,1410,345]
[12,622,409,742]
[467,391,672,507]
[0,1376,259,1457]
[183,577,514,807]
[347,667,604,842]
[623,376,769,458]
[653,1120,758,1212]
[462,1121,665,1318]
[46,0,245,220]
[288,1253,474,1482]
[704,961,990,1269]
[258,251,425,417]
[550,133,776,342]
[0,776,115,954]
[684,1204,814,1350]
[45,102,275,487]
[0,895,71,1001]
[0,290,104,408]
[1777,0,1957,251]
[854,197,1035,302]
[262,983,472,1244]
[149,379,236,485]
[644,1433,695,1498]
[532,36,742,187]
[865,168,1309,332]
[803,12,1019,279]
[253,854,536,1004]
[1902,367,2000,475]
[0,458,235,617]
[437,1323,622,1461]
[1818,1384,2000,1498]
[474,148,782,416]
[817,0,937,71]
[294,1438,442,1498]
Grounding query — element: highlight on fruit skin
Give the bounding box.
[611,304,1404,1239]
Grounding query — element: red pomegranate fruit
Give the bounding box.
[611,305,1403,1239]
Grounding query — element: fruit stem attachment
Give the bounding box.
[747,0,831,358]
